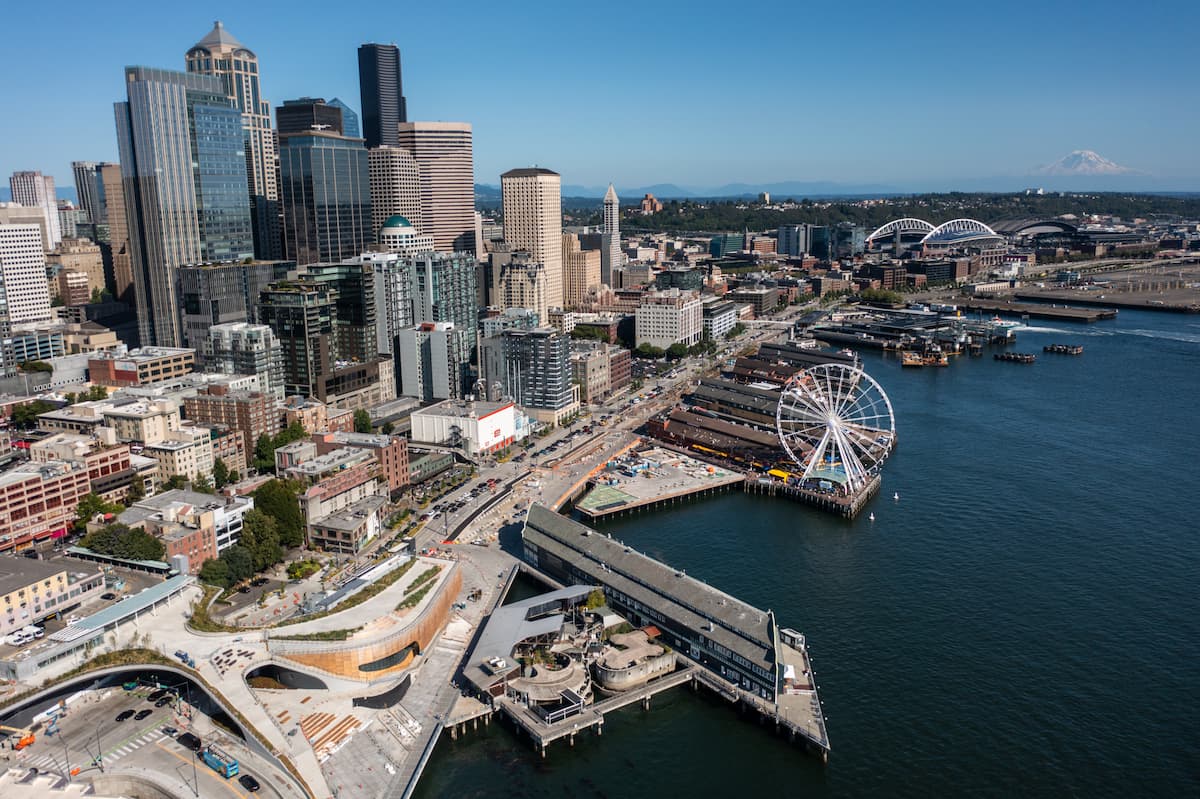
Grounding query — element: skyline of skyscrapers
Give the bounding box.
[186,20,282,261]
[358,43,407,148]
[114,65,254,347]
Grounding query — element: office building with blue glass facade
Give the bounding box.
[114,66,253,347]
[277,126,372,267]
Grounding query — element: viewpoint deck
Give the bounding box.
[574,447,745,520]
[521,505,830,757]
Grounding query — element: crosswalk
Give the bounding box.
[21,731,169,772]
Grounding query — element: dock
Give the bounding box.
[573,447,745,520]
[522,506,832,760]
[958,298,1117,322]
[1015,291,1199,314]
[744,474,880,519]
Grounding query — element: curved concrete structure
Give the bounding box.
[265,566,461,681]
[593,651,676,691]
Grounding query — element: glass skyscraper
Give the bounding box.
[328,98,361,139]
[277,126,372,267]
[357,44,407,148]
[114,66,253,347]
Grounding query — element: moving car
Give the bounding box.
[115,710,135,722]
[177,732,202,751]
[238,774,261,792]
[134,709,152,721]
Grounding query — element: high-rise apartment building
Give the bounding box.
[562,233,601,308]
[407,252,479,352]
[481,328,578,425]
[357,43,407,148]
[0,225,54,360]
[8,171,61,250]
[71,161,106,232]
[97,163,133,307]
[186,21,282,261]
[114,66,254,347]
[178,260,292,352]
[203,322,285,399]
[396,122,475,253]
[327,98,360,138]
[635,289,704,349]
[301,262,377,363]
[368,146,423,238]
[257,281,335,397]
[501,168,563,316]
[396,321,470,401]
[277,126,371,266]
[602,183,621,286]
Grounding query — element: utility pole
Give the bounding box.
[61,732,71,782]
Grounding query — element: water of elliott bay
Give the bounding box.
[414,308,1199,799]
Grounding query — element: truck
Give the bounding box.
[201,744,239,778]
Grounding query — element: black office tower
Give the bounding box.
[358,43,407,148]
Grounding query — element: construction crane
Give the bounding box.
[0,724,35,750]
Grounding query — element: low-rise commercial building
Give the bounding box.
[118,493,223,574]
[410,399,517,457]
[308,495,386,555]
[87,347,196,387]
[0,460,91,553]
[283,447,384,538]
[702,300,738,340]
[184,385,280,455]
[0,559,105,637]
[312,431,410,496]
[636,289,704,349]
[143,426,214,483]
[29,429,137,504]
[120,489,253,554]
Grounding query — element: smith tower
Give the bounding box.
[187,21,282,260]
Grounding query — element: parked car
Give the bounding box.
[115,710,134,722]
[100,593,117,601]
[161,726,178,737]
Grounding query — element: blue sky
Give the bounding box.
[3,0,1198,193]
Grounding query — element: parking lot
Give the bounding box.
[1,676,287,797]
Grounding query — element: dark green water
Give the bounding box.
[415,310,1200,798]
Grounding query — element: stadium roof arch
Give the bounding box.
[920,218,1004,247]
[866,218,936,243]
[991,218,1079,237]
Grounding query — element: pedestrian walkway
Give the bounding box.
[21,730,169,771]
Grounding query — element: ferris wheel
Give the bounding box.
[775,363,896,492]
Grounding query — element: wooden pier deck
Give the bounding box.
[958,298,1117,322]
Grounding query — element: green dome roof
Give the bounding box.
[382,215,413,230]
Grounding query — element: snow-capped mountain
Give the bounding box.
[1036,150,1138,176]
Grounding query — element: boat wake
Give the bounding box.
[1118,329,1200,345]
[1013,325,1113,337]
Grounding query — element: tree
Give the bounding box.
[228,470,241,484]
[242,509,282,572]
[74,493,124,532]
[86,385,109,401]
[192,475,215,494]
[198,557,232,589]
[9,400,56,430]
[161,475,186,492]
[354,409,372,434]
[18,361,53,373]
[212,458,230,489]
[252,479,305,548]
[381,422,395,435]
[635,343,664,359]
[666,342,689,360]
[275,421,308,447]
[253,434,275,472]
[222,545,254,584]
[125,480,145,504]
[80,523,166,561]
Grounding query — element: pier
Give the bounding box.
[521,506,832,760]
[574,447,745,521]
[744,474,880,519]
[958,298,1117,322]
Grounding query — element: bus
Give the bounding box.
[201,745,239,778]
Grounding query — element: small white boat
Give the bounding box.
[868,512,875,522]
[893,492,900,501]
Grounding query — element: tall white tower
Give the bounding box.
[501,168,563,318]
[602,183,621,287]
[8,171,61,249]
